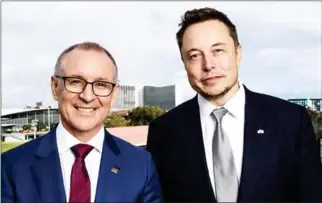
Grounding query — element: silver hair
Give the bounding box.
[54,42,118,81]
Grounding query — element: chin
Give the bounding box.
[71,119,102,132]
[200,85,231,99]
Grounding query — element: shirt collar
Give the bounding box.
[198,81,246,122]
[56,122,105,154]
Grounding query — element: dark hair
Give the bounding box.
[54,41,118,81]
[176,7,239,51]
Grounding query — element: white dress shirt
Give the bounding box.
[198,82,246,194]
[56,123,105,202]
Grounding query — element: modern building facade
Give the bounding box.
[112,85,137,110]
[1,107,60,132]
[108,80,197,111]
[136,85,144,107]
[288,98,322,111]
[143,85,176,110]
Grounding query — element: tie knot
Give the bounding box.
[212,107,228,122]
[71,144,93,159]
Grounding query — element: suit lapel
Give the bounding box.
[238,86,279,200]
[182,96,217,201]
[95,130,122,202]
[31,128,66,202]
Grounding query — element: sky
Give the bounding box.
[2,1,321,109]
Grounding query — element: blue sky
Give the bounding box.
[2,1,321,109]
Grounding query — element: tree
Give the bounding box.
[306,108,322,139]
[316,116,322,139]
[22,124,32,131]
[105,112,131,128]
[37,121,47,131]
[316,130,322,139]
[307,107,319,123]
[128,105,166,126]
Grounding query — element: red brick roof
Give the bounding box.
[106,125,148,146]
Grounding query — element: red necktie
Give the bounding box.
[69,144,94,203]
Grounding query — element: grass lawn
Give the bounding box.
[1,142,25,153]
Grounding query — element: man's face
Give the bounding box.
[181,20,242,100]
[51,49,119,135]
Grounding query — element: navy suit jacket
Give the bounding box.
[146,86,322,202]
[2,127,162,203]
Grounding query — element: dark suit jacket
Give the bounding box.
[146,86,322,202]
[2,127,162,203]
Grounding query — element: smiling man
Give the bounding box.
[146,7,322,202]
[2,42,162,203]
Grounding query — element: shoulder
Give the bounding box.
[246,87,307,117]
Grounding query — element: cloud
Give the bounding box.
[2,1,321,109]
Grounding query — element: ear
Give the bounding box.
[236,44,242,68]
[110,83,120,107]
[51,76,60,101]
[180,51,184,62]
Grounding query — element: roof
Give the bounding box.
[107,125,148,146]
[288,98,322,101]
[1,124,17,127]
[2,108,129,117]
[2,108,25,116]
[1,108,58,117]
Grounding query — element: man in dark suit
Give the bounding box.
[2,42,162,203]
[146,7,322,202]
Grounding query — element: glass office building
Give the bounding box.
[112,85,136,110]
[143,85,176,110]
[1,108,60,130]
[288,98,322,111]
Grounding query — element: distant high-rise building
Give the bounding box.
[135,85,144,107]
[112,85,136,110]
[143,85,176,110]
[111,81,197,111]
[288,98,322,111]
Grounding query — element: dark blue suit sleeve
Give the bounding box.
[1,154,14,203]
[142,152,163,202]
[298,108,322,201]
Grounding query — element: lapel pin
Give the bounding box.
[111,167,119,174]
[257,129,264,135]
